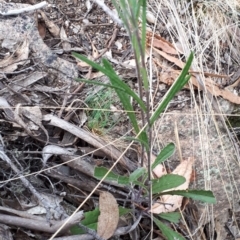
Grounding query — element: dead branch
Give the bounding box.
[0,147,66,221]
[91,0,123,26]
[0,211,83,234]
[43,114,137,171]
[0,1,47,16]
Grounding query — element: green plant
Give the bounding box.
[85,88,120,133]
[72,0,216,238]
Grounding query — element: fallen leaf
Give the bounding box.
[39,10,60,37]
[92,42,99,59]
[60,26,71,51]
[98,192,119,239]
[153,47,185,68]
[155,51,240,104]
[150,157,194,214]
[147,32,179,55]
[38,21,46,39]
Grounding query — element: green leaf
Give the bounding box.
[102,59,147,112]
[119,206,132,216]
[82,208,100,226]
[70,207,131,235]
[153,217,186,240]
[140,0,147,54]
[94,166,130,185]
[160,190,216,204]
[151,143,175,170]
[70,208,100,234]
[94,166,119,181]
[125,135,149,151]
[150,52,194,126]
[129,167,147,182]
[72,53,146,112]
[152,174,186,194]
[159,212,181,224]
[115,90,140,134]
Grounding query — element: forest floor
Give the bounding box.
[0,0,240,239]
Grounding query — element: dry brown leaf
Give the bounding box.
[155,51,240,104]
[0,39,29,73]
[147,32,179,55]
[60,26,71,51]
[38,10,60,37]
[98,192,119,239]
[153,47,185,68]
[37,21,46,39]
[201,78,240,104]
[92,42,99,59]
[150,157,194,214]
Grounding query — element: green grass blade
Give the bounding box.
[102,59,147,112]
[125,135,149,151]
[151,143,175,170]
[73,53,147,111]
[116,91,140,134]
[150,52,194,126]
[140,0,147,54]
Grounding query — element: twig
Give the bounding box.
[0,147,66,221]
[91,0,123,26]
[0,212,84,234]
[0,1,47,16]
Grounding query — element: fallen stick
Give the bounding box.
[0,1,47,16]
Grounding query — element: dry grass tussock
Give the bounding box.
[147,0,240,238]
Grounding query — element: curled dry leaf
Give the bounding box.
[98,192,119,239]
[38,10,60,37]
[42,145,77,166]
[150,157,194,214]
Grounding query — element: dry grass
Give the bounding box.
[147,0,240,238]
